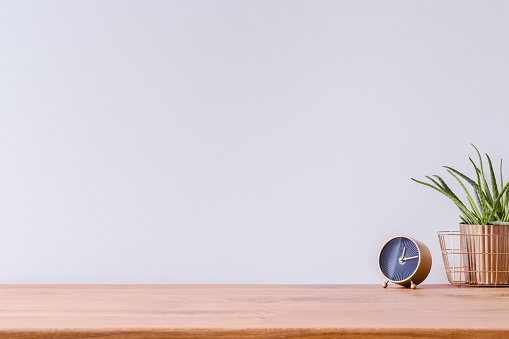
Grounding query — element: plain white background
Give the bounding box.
[1,1,509,284]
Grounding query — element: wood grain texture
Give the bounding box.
[0,284,509,337]
[1,329,509,339]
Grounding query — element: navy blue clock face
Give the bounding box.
[379,237,420,282]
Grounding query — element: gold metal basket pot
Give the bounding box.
[438,225,509,287]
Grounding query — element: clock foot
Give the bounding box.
[410,281,416,289]
[382,280,389,288]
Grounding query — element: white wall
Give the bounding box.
[1,1,509,284]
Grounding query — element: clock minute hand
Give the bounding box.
[403,255,419,260]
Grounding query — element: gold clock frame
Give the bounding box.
[378,235,432,289]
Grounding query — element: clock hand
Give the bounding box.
[400,247,406,261]
[403,256,419,260]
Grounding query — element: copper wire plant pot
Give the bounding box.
[460,223,509,286]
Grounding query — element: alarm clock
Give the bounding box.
[378,235,432,289]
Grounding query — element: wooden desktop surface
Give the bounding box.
[1,284,509,338]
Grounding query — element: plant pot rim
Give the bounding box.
[459,223,509,226]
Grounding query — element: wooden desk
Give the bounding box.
[1,284,509,338]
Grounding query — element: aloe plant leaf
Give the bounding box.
[501,159,504,189]
[501,159,506,211]
[411,178,478,222]
[486,153,499,201]
[470,157,493,207]
[444,166,478,188]
[447,169,481,219]
[460,215,468,224]
[444,166,482,212]
[425,176,445,190]
[411,178,445,194]
[484,199,494,215]
[432,175,464,205]
[472,144,493,204]
[472,161,488,224]
[490,221,509,225]
[488,181,509,223]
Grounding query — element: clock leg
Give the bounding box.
[382,280,389,288]
[410,281,416,289]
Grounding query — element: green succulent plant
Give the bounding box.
[411,145,509,225]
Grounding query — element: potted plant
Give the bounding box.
[412,145,509,285]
